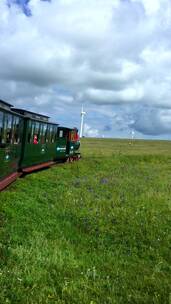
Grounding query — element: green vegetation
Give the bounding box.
[1,138,171,304]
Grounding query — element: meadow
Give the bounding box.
[0,138,171,304]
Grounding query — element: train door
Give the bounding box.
[55,127,68,160]
[21,120,52,167]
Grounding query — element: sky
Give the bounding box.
[1,0,171,139]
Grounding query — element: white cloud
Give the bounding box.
[0,0,171,137]
[133,0,161,15]
[82,84,144,104]
[84,123,99,137]
[132,107,171,135]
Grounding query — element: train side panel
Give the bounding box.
[55,127,68,161]
[0,107,23,190]
[20,119,58,170]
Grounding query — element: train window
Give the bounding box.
[43,124,47,141]
[39,123,47,144]
[13,116,20,144]
[45,124,57,143]
[28,121,39,144]
[51,126,57,143]
[50,125,53,143]
[27,120,32,143]
[70,131,75,141]
[59,130,63,138]
[39,124,43,144]
[45,125,49,143]
[49,125,53,143]
[31,121,36,143]
[54,126,58,141]
[0,111,4,144]
[28,121,40,144]
[4,113,13,144]
[41,123,46,143]
[35,122,40,142]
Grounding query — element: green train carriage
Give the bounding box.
[0,102,81,191]
[0,100,24,190]
[12,108,68,172]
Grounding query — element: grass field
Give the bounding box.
[1,138,171,304]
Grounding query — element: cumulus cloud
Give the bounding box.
[132,107,171,135]
[84,123,99,138]
[0,0,171,137]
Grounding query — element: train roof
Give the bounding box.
[12,108,50,122]
[58,126,78,131]
[58,126,72,130]
[0,99,13,110]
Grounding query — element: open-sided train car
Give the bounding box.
[0,100,81,191]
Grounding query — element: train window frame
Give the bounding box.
[54,126,58,141]
[35,122,40,143]
[30,121,36,144]
[39,123,47,144]
[13,116,20,145]
[4,113,13,144]
[0,111,4,144]
[0,112,21,146]
[70,131,75,141]
[45,124,49,143]
[48,124,53,143]
[51,125,56,143]
[59,130,63,138]
[43,124,47,141]
[28,120,34,144]
[39,123,43,144]
[27,120,32,143]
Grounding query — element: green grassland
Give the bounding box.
[0,138,171,304]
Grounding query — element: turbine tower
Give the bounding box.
[131,130,135,140]
[80,105,86,138]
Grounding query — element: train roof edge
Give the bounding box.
[12,108,50,122]
[0,99,13,110]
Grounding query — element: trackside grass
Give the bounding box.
[0,138,171,304]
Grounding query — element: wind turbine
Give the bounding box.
[129,130,135,145]
[131,130,135,140]
[80,105,86,138]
